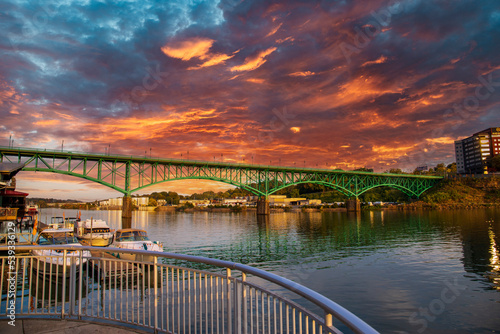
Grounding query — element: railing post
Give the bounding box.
[69,255,76,316]
[61,250,67,319]
[153,256,158,334]
[325,313,333,333]
[78,249,84,319]
[227,268,232,333]
[242,272,247,334]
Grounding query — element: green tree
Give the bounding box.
[447,163,457,175]
[435,163,447,176]
[287,188,300,198]
[389,168,404,174]
[148,198,157,206]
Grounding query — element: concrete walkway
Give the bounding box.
[0,319,150,334]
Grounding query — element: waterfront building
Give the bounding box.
[99,196,150,208]
[455,127,500,174]
[222,198,248,206]
[268,195,322,206]
[179,199,210,206]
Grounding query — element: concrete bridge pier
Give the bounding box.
[257,197,270,215]
[346,198,361,213]
[122,195,132,229]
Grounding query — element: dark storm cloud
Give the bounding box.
[1,0,500,179]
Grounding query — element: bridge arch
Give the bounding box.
[269,181,355,198]
[131,176,265,197]
[356,184,419,198]
[23,167,128,195]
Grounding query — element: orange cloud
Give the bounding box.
[189,53,234,70]
[230,47,277,72]
[425,137,456,145]
[361,55,388,67]
[289,71,316,77]
[162,37,235,70]
[246,78,265,84]
[161,37,214,61]
[35,119,61,126]
[276,36,294,44]
[265,23,283,38]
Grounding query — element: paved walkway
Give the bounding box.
[0,319,150,334]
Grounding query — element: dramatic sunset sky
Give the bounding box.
[1,0,499,200]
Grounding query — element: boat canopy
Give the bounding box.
[115,230,149,242]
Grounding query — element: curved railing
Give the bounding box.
[0,245,379,333]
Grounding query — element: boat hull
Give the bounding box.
[31,250,90,277]
[108,241,163,263]
[107,251,158,263]
[77,233,113,247]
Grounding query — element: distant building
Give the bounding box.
[222,198,247,206]
[455,127,500,174]
[100,196,150,208]
[268,195,321,206]
[134,196,149,207]
[179,199,210,206]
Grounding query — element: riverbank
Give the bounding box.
[415,176,500,209]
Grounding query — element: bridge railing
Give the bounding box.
[1,145,443,178]
[0,245,378,333]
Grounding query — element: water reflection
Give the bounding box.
[37,207,500,332]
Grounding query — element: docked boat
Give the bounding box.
[32,226,91,276]
[75,218,114,246]
[109,229,163,262]
[25,203,38,216]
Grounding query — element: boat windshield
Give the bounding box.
[115,231,149,242]
[38,232,79,245]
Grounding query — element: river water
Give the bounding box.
[37,208,500,333]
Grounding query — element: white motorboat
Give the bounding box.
[75,218,114,246]
[32,226,91,276]
[109,229,163,262]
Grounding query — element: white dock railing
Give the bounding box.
[0,245,378,333]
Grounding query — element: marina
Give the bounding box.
[3,207,497,332]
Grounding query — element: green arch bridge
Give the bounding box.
[1,146,442,222]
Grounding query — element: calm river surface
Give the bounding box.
[38,208,500,333]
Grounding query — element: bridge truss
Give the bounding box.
[0,147,442,198]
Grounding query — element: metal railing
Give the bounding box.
[0,245,379,333]
[0,232,35,246]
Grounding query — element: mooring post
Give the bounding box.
[256,196,270,215]
[122,195,132,228]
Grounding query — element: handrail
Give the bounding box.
[0,245,379,333]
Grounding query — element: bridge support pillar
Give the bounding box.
[346,199,361,213]
[122,195,132,229]
[257,198,270,215]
